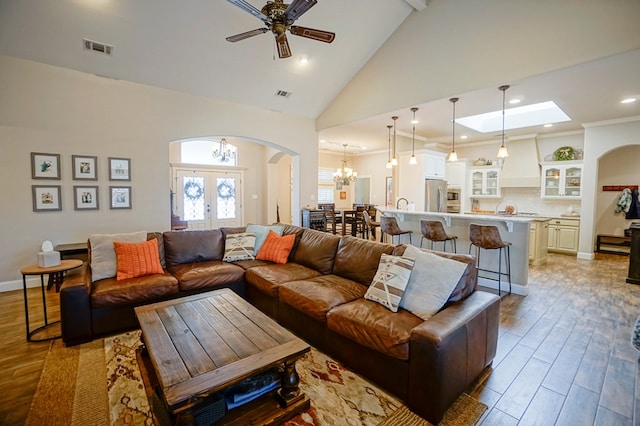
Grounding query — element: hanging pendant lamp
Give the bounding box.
[497,85,510,158]
[391,116,398,166]
[448,98,459,162]
[386,125,393,169]
[409,108,418,165]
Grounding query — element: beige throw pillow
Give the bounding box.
[223,232,257,261]
[364,254,415,312]
[400,245,468,321]
[90,231,148,282]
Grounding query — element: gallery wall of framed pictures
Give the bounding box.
[30,152,132,212]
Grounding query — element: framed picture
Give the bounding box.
[386,176,393,208]
[31,152,61,180]
[110,186,131,209]
[339,191,347,200]
[109,157,131,181]
[32,185,62,212]
[72,155,98,180]
[73,186,99,210]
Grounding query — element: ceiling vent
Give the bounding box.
[83,39,113,55]
[275,90,292,98]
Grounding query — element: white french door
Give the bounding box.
[175,169,243,229]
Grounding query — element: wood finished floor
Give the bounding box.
[0,253,638,425]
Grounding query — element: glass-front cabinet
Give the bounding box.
[541,161,583,198]
[470,167,501,198]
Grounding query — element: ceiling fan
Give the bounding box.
[225,0,336,59]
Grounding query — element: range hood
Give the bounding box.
[499,136,541,187]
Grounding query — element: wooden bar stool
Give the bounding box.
[420,220,457,253]
[468,224,512,296]
[380,216,412,245]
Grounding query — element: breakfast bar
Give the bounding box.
[378,209,547,295]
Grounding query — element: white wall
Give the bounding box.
[0,55,318,286]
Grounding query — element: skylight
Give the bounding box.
[456,101,571,133]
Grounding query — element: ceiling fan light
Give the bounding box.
[409,155,417,165]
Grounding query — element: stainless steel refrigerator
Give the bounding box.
[425,179,448,212]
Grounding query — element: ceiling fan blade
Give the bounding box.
[285,0,317,21]
[276,34,292,58]
[290,25,335,43]
[226,0,271,24]
[226,27,269,42]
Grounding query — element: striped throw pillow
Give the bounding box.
[256,230,296,264]
[113,239,164,281]
[365,254,415,312]
[223,232,256,262]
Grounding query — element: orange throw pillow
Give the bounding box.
[113,239,164,281]
[256,230,296,264]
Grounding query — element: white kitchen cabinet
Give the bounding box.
[548,217,580,254]
[540,161,583,199]
[445,161,466,188]
[529,220,549,265]
[469,166,501,198]
[425,151,447,179]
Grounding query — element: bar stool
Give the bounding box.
[468,224,512,296]
[380,216,413,245]
[420,220,457,253]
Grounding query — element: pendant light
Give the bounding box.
[391,116,398,166]
[409,108,418,165]
[497,85,510,158]
[386,125,393,169]
[448,98,459,162]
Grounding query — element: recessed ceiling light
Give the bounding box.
[299,56,309,64]
[320,139,326,143]
[621,97,637,104]
[460,135,468,139]
[457,101,571,133]
[509,99,521,105]
[544,123,553,128]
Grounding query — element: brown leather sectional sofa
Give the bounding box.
[60,224,500,424]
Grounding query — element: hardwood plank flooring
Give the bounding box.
[0,252,639,425]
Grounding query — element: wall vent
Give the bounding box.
[275,90,292,98]
[83,39,113,55]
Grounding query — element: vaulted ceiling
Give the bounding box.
[1,0,638,154]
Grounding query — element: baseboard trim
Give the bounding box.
[0,277,42,293]
[577,251,595,260]
[478,277,528,296]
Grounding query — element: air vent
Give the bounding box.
[83,39,113,55]
[275,90,292,98]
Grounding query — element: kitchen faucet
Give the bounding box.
[396,198,409,210]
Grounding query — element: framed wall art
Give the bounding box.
[32,185,62,212]
[109,157,131,181]
[385,176,393,208]
[73,185,99,210]
[72,155,98,180]
[31,152,61,180]
[110,186,131,209]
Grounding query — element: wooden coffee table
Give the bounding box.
[134,289,310,425]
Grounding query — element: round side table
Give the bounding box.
[21,259,83,342]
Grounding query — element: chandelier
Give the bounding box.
[212,138,236,163]
[333,144,357,190]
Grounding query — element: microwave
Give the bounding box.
[447,188,460,202]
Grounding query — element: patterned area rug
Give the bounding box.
[27,331,486,425]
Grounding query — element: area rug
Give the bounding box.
[26,331,486,425]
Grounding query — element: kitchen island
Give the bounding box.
[378,209,550,296]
